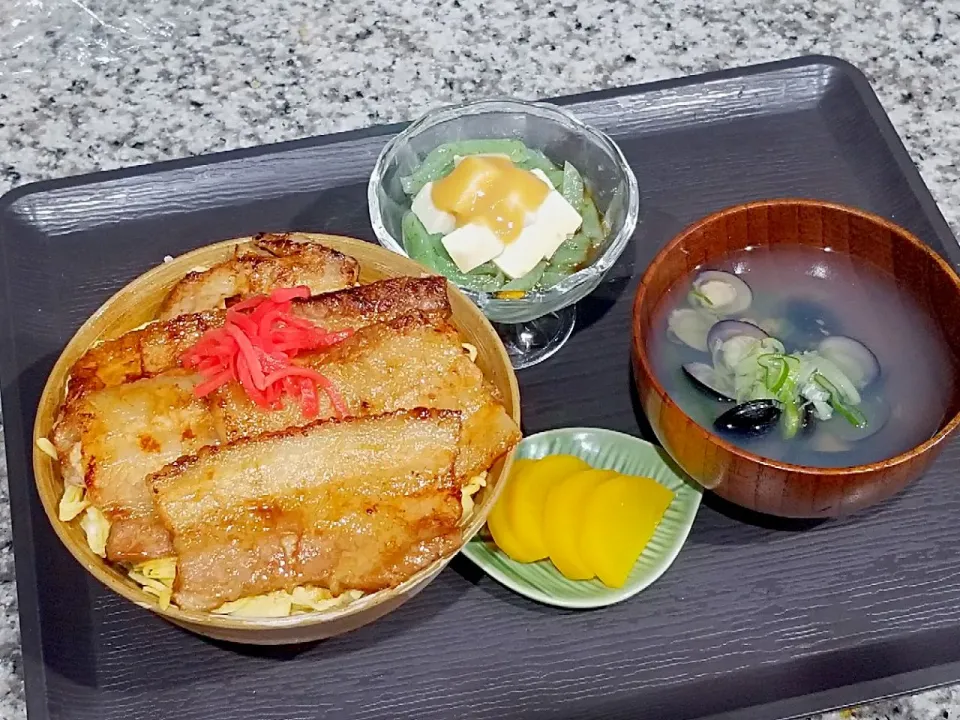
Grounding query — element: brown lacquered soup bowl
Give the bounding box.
[631,199,960,518]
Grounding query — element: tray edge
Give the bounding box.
[1,52,957,720]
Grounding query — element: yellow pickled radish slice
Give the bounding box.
[507,454,590,562]
[487,459,541,563]
[543,468,617,580]
[580,474,675,589]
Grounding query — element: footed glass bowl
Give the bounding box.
[367,98,640,369]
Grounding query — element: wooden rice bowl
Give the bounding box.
[32,234,520,644]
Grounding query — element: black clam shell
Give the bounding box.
[682,362,734,402]
[706,319,769,352]
[714,399,782,438]
[799,402,816,437]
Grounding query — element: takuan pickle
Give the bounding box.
[487,454,675,588]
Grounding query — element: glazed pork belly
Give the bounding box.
[150,409,464,612]
[158,233,360,319]
[51,371,219,561]
[66,276,450,399]
[210,310,520,479]
[52,302,517,564]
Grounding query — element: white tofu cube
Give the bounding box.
[529,168,555,189]
[412,182,456,235]
[536,191,583,260]
[537,228,569,263]
[493,225,549,279]
[514,170,555,228]
[441,224,505,273]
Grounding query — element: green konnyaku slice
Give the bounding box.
[580,196,605,246]
[516,148,560,174]
[401,212,505,292]
[549,233,590,270]
[539,268,570,289]
[400,139,531,195]
[500,260,549,293]
[561,161,584,208]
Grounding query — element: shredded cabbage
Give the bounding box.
[79,506,110,557]
[290,587,363,613]
[460,472,488,520]
[120,475,489,617]
[129,567,174,610]
[36,437,58,460]
[58,485,89,522]
[124,556,364,617]
[135,557,177,582]
[210,587,363,618]
[213,591,293,618]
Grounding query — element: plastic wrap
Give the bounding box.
[1,0,184,73]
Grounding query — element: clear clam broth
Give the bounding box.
[649,246,953,468]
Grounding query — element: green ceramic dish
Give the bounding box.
[461,427,702,609]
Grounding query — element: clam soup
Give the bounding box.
[649,246,953,468]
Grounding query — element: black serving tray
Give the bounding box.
[3,56,960,720]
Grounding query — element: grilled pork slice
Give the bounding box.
[55,310,514,563]
[51,372,219,562]
[210,311,520,479]
[67,276,451,400]
[158,233,359,319]
[151,409,463,612]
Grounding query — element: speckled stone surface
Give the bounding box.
[0,1,958,718]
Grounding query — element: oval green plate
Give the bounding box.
[461,427,702,609]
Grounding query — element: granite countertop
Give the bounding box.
[0,1,958,718]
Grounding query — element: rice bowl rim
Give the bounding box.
[32,232,520,633]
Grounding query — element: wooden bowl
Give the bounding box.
[631,199,960,518]
[33,233,520,644]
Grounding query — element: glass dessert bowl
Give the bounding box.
[367,98,640,369]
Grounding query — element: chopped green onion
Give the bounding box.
[781,396,801,439]
[757,354,789,393]
[813,372,868,428]
[812,371,838,396]
[690,287,715,307]
[832,401,867,428]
